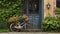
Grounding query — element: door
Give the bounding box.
[22,0,43,29]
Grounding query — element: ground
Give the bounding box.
[0,32,60,34]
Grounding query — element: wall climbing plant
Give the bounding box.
[0,0,22,29]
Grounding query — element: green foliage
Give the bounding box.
[55,8,60,12]
[42,16,60,32]
[0,0,22,29]
[0,29,10,32]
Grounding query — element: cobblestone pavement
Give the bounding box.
[0,32,60,34]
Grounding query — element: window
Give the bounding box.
[56,0,60,8]
[55,0,60,14]
[28,0,39,14]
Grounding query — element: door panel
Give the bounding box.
[27,0,40,29]
[28,14,40,29]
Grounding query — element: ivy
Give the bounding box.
[0,0,22,29]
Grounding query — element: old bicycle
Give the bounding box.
[10,15,33,32]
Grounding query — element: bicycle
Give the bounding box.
[10,16,33,32]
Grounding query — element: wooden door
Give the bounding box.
[22,0,44,29]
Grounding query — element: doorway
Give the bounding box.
[22,0,44,29]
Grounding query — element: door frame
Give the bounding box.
[39,0,44,29]
[22,0,44,29]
